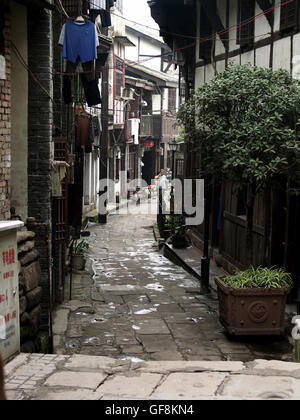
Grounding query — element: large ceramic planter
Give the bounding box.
[215,277,290,336]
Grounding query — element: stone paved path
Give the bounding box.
[4,353,300,400]
[53,200,294,363]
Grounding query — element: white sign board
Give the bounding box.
[0,222,23,363]
[0,55,6,80]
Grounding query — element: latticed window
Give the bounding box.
[280,0,299,32]
[62,0,89,17]
[237,0,255,46]
[115,57,124,98]
[168,88,177,113]
[89,0,106,8]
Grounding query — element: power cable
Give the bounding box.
[53,0,295,76]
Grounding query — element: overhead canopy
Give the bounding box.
[114,36,136,47]
[13,0,56,10]
[126,60,178,88]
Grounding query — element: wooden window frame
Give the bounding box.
[280,0,299,33]
[237,0,255,47]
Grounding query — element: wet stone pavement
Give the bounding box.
[53,200,294,363]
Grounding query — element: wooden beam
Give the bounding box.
[13,0,56,10]
[201,0,228,50]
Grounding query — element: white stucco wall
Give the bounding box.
[125,29,162,72]
[194,0,297,90]
[273,37,291,72]
[152,94,161,114]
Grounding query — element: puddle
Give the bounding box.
[91,318,107,324]
[120,356,144,363]
[65,339,80,349]
[144,283,165,292]
[134,308,157,315]
[74,306,95,315]
[132,325,141,330]
[83,337,101,345]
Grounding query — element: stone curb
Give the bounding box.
[4,354,300,400]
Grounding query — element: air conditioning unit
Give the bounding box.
[122,88,135,100]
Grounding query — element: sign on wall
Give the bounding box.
[0,222,23,362]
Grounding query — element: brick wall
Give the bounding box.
[27,8,53,330]
[0,8,11,220]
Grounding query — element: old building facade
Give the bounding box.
[149,0,300,304]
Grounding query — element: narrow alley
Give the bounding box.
[52,198,294,364]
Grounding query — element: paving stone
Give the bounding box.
[99,285,144,294]
[120,345,145,354]
[97,373,162,399]
[44,371,107,390]
[137,335,178,353]
[150,351,184,361]
[52,309,70,335]
[34,388,103,401]
[220,375,300,399]
[156,303,184,313]
[137,361,245,374]
[131,319,170,335]
[152,372,227,399]
[64,355,130,372]
[166,323,204,338]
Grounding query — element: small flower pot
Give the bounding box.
[215,277,290,336]
[72,254,86,271]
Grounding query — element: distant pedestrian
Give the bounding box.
[157,170,169,212]
[0,353,6,401]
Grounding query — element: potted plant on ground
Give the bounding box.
[166,214,187,248]
[72,239,89,271]
[215,266,292,336]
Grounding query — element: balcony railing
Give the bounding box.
[140,114,179,142]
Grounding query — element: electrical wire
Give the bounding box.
[10,40,57,106]
[52,0,295,76]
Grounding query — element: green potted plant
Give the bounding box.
[166,214,187,248]
[177,64,300,267]
[72,240,89,271]
[215,267,292,336]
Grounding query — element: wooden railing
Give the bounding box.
[140,114,179,141]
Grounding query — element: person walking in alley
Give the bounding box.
[156,169,169,214]
[0,353,6,400]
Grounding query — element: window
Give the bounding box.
[168,88,177,113]
[115,56,124,98]
[62,0,88,17]
[89,0,106,8]
[199,6,213,61]
[237,0,255,47]
[280,0,299,32]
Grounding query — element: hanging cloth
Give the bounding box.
[61,20,98,64]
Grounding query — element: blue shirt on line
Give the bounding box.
[62,20,98,64]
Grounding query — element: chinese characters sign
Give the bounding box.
[0,227,20,362]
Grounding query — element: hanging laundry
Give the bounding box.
[129,118,140,145]
[88,0,114,27]
[77,115,93,153]
[90,116,102,147]
[51,161,70,197]
[59,20,98,64]
[81,73,102,107]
